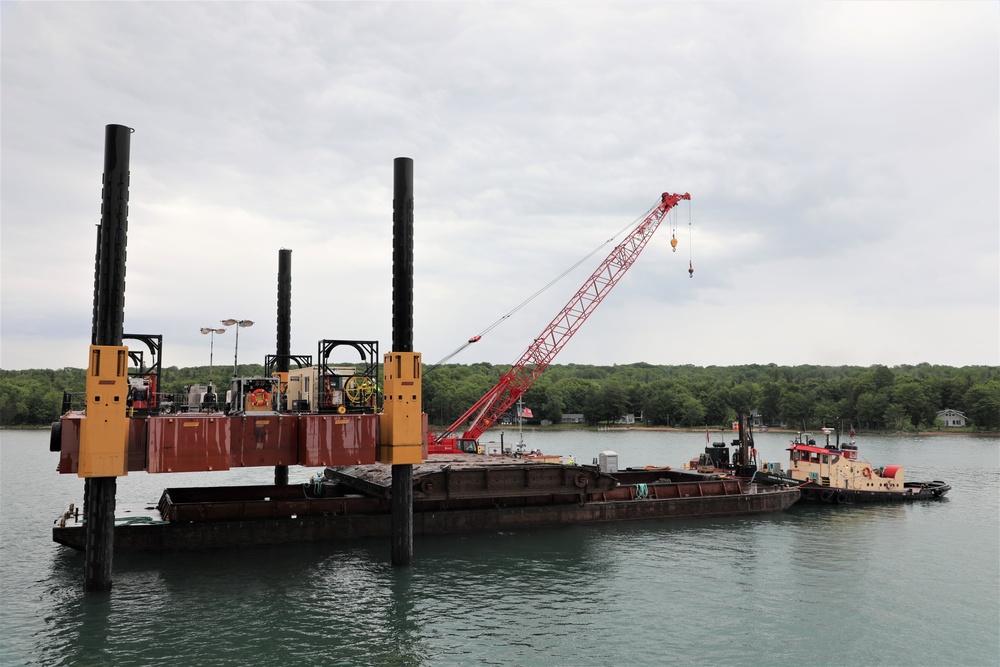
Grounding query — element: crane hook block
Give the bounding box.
[689,261,694,278]
[378,351,424,465]
[670,236,678,252]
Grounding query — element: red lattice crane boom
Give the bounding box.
[431,192,691,452]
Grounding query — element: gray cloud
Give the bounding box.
[2,1,997,371]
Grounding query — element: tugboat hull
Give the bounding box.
[796,480,951,504]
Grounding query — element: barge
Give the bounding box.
[51,153,794,562]
[53,454,800,551]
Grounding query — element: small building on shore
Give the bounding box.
[937,409,967,428]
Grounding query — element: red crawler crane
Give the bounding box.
[430,191,692,454]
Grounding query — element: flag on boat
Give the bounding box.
[519,407,533,418]
[850,426,856,437]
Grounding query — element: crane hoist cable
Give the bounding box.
[670,206,679,252]
[429,201,661,367]
[688,198,694,277]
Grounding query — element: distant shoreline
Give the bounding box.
[484,424,1000,437]
[3,424,997,437]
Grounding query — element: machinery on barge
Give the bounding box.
[691,413,760,478]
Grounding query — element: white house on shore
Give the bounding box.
[560,413,638,425]
[937,409,967,428]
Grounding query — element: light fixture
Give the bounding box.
[199,327,227,387]
[222,319,254,376]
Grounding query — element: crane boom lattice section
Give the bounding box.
[436,192,691,447]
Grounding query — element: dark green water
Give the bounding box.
[2,429,997,666]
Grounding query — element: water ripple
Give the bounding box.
[3,430,998,667]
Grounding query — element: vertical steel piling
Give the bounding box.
[390,157,414,566]
[274,248,292,486]
[84,123,132,592]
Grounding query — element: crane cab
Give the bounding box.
[431,437,481,455]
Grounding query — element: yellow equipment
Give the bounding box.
[78,345,130,477]
[378,351,423,465]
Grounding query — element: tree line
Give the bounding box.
[1,362,997,431]
[424,362,999,431]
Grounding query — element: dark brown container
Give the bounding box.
[147,415,231,473]
[230,414,298,467]
[297,414,378,466]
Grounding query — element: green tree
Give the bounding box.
[883,403,911,431]
[540,397,564,424]
[679,396,706,427]
[549,377,599,415]
[730,381,762,414]
[760,381,784,424]
[5,361,998,431]
[592,380,629,424]
[871,364,895,390]
[0,378,28,424]
[641,380,689,426]
[964,381,1000,430]
[855,390,889,429]
[779,388,814,430]
[892,380,934,428]
[422,372,458,425]
[700,388,733,426]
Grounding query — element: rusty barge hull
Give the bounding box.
[52,475,800,551]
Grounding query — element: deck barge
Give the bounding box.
[53,454,800,551]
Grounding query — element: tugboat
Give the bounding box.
[756,427,951,504]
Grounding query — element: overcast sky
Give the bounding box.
[2,2,997,374]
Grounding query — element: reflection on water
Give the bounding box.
[3,429,998,667]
